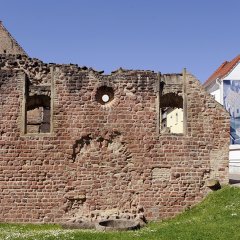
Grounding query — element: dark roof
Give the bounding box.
[203,55,240,88]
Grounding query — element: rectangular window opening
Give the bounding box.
[158,73,186,135]
[23,78,52,134]
[26,101,51,133]
[161,107,183,134]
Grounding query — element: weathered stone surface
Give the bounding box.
[205,179,220,187]
[61,220,95,229]
[0,22,27,55]
[96,219,140,231]
[152,167,171,181]
[0,54,230,223]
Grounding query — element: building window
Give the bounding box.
[26,95,51,133]
[23,75,52,134]
[160,93,183,134]
[95,86,114,105]
[223,80,240,144]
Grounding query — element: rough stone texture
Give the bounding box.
[0,54,230,223]
[96,219,140,231]
[0,22,27,55]
[152,167,171,181]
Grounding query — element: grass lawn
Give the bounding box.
[1,186,240,240]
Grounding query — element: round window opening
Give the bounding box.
[102,94,110,103]
[96,86,114,105]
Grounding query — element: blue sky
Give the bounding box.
[1,0,240,82]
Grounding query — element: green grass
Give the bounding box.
[1,186,240,240]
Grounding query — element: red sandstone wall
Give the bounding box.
[0,55,229,223]
[0,23,26,55]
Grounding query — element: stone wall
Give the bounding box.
[0,22,27,55]
[0,54,229,223]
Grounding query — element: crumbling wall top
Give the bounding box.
[0,21,27,55]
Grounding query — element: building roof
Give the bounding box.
[0,21,27,55]
[203,55,240,88]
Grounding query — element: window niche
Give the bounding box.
[157,72,186,135]
[160,93,184,134]
[23,76,52,134]
[95,86,114,105]
[26,95,51,133]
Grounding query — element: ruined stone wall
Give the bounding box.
[0,55,229,223]
[0,22,27,55]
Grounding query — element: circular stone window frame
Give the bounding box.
[94,83,119,109]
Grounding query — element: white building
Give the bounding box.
[203,55,240,174]
[166,108,183,134]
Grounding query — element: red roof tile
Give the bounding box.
[203,55,240,88]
